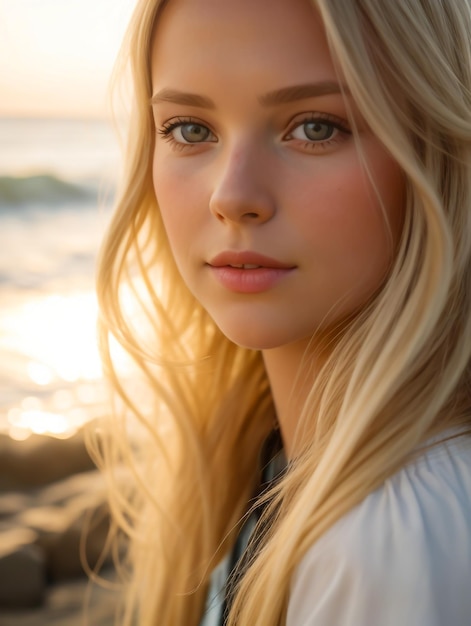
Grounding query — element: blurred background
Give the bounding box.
[0,1,138,623]
[0,0,137,441]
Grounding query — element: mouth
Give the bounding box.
[226,263,263,269]
[206,251,296,294]
[208,251,295,270]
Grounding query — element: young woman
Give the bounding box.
[93,0,471,624]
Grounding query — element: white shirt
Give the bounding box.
[287,431,471,626]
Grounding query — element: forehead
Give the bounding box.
[150,0,338,92]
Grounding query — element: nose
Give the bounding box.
[209,141,276,225]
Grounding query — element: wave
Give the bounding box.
[0,174,97,208]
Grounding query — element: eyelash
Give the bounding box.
[156,113,351,152]
[285,113,351,151]
[157,117,212,152]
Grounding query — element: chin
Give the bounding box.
[213,320,305,351]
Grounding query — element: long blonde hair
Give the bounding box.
[92,1,471,624]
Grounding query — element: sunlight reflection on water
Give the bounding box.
[0,291,105,439]
[0,118,122,441]
[2,292,102,383]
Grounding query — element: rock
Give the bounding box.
[0,430,95,491]
[0,470,110,584]
[0,434,126,617]
[0,492,34,519]
[15,474,112,581]
[39,468,107,508]
[0,566,119,626]
[17,506,67,537]
[0,529,47,608]
[46,501,112,581]
[0,527,39,553]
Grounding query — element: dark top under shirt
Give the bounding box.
[199,430,286,626]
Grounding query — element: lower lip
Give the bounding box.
[208,266,294,293]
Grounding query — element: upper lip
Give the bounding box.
[208,251,295,269]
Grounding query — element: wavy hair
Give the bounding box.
[91,1,471,624]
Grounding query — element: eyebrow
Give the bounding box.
[259,82,346,106]
[150,89,215,109]
[150,82,347,109]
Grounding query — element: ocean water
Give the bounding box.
[0,117,120,439]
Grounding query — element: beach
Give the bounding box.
[0,117,120,624]
[0,117,117,438]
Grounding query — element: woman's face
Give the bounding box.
[150,0,404,350]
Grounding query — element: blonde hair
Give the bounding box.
[92,1,471,624]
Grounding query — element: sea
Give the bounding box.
[0,117,121,439]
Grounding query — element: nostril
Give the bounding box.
[214,210,260,221]
[209,190,275,224]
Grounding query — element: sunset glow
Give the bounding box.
[1,2,137,441]
[1,0,136,118]
[1,292,103,383]
[1,292,105,439]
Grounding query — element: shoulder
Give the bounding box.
[287,432,471,626]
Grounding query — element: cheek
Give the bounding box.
[153,151,212,208]
[349,147,402,238]
[152,166,186,281]
[153,156,179,214]
[295,150,404,292]
[152,157,202,250]
[296,162,395,246]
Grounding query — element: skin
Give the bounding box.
[150,0,405,453]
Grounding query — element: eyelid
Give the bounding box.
[156,112,352,153]
[157,116,217,143]
[283,111,351,139]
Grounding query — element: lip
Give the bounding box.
[208,251,295,270]
[207,251,296,294]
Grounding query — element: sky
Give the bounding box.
[0,0,137,119]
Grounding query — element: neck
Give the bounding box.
[262,339,327,458]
